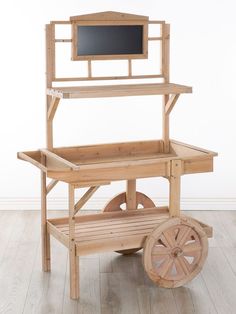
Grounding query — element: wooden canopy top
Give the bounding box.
[70,11,149,22]
[47,83,192,99]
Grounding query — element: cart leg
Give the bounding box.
[41,168,51,272]
[126,179,136,210]
[68,184,79,299]
[169,160,182,217]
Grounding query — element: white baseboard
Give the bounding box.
[0,197,235,210]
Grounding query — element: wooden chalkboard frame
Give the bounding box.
[70,12,148,61]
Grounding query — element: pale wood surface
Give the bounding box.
[47,83,192,99]
[1,210,236,314]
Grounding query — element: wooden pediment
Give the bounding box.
[70,11,148,22]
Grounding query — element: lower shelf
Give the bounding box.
[47,207,213,256]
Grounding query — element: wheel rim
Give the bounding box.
[103,191,155,212]
[143,217,208,287]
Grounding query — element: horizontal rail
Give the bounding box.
[55,38,162,43]
[53,74,163,82]
[148,37,162,41]
[50,21,71,25]
[55,39,72,42]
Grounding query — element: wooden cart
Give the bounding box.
[18,11,217,299]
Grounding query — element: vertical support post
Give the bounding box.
[68,184,79,299]
[169,160,182,217]
[41,155,51,271]
[161,23,170,153]
[46,23,55,150]
[126,180,137,210]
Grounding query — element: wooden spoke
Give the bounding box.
[177,256,190,275]
[176,226,192,246]
[183,242,201,254]
[143,217,208,288]
[158,258,173,278]
[152,246,171,256]
[103,191,155,254]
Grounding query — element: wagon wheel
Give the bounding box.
[103,191,156,255]
[143,217,208,288]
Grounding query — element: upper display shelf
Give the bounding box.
[47,83,192,99]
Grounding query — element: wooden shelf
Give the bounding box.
[47,207,213,256]
[47,83,192,99]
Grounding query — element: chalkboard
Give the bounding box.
[77,25,143,56]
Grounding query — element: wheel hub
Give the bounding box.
[171,247,183,258]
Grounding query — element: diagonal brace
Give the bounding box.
[165,94,180,115]
[46,179,59,195]
[47,96,60,121]
[74,186,99,215]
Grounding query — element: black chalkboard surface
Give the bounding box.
[77,25,143,56]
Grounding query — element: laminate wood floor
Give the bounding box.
[0,210,236,314]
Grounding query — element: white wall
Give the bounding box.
[0,0,235,210]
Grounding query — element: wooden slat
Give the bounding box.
[58,212,170,231]
[74,186,99,215]
[48,207,169,225]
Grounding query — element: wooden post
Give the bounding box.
[46,23,55,150]
[126,180,137,210]
[41,155,51,271]
[68,184,79,299]
[169,160,182,217]
[161,23,170,153]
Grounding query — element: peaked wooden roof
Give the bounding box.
[70,11,148,21]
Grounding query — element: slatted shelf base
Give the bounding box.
[47,208,213,256]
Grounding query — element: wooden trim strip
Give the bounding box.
[17,152,47,172]
[148,20,165,24]
[50,21,71,24]
[40,149,80,170]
